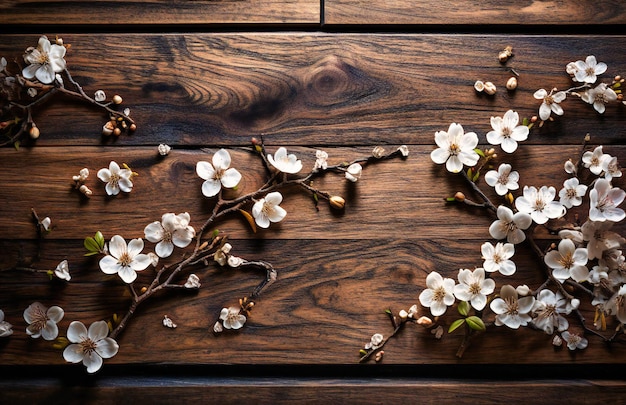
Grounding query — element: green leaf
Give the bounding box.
[474,148,485,157]
[84,251,100,257]
[466,316,486,332]
[94,231,105,249]
[457,301,470,317]
[84,237,100,253]
[445,197,456,202]
[359,349,368,356]
[384,309,392,315]
[448,318,465,333]
[13,141,19,151]
[472,170,480,182]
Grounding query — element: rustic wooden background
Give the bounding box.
[2,1,626,403]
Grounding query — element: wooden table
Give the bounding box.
[2,1,626,402]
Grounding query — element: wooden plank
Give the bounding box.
[2,377,626,404]
[0,0,320,25]
[2,34,626,147]
[1,145,621,241]
[325,0,626,25]
[0,239,612,366]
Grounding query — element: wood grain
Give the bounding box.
[325,0,626,25]
[0,0,320,25]
[2,30,626,400]
[1,145,622,241]
[2,34,626,148]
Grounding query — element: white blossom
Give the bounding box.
[22,36,66,84]
[41,217,51,232]
[582,146,608,175]
[589,179,626,222]
[63,320,119,373]
[564,159,577,175]
[398,145,409,157]
[418,271,455,317]
[486,110,529,153]
[601,155,622,181]
[545,238,589,283]
[430,123,479,173]
[0,310,13,337]
[453,268,495,311]
[533,88,566,121]
[572,55,607,84]
[219,307,246,330]
[196,149,242,198]
[559,177,588,208]
[94,90,106,102]
[54,259,71,281]
[561,331,588,350]
[345,163,362,182]
[252,191,287,229]
[158,144,171,156]
[606,284,626,324]
[162,315,177,328]
[488,205,532,244]
[184,274,201,289]
[267,147,302,174]
[515,185,564,225]
[214,243,232,266]
[313,150,328,171]
[97,161,133,196]
[581,220,622,260]
[490,285,535,329]
[365,333,384,350]
[144,212,196,258]
[532,289,570,334]
[484,163,519,196]
[481,241,516,275]
[99,235,151,283]
[23,302,64,340]
[581,83,617,114]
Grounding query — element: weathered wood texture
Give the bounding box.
[325,0,626,25]
[2,32,626,400]
[2,34,625,148]
[0,0,320,26]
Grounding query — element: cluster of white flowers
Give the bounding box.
[422,56,626,352]
[535,55,622,121]
[0,301,118,373]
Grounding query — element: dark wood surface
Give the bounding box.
[2,4,626,404]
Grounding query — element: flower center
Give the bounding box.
[30,305,49,332]
[566,333,582,347]
[109,173,120,189]
[432,286,446,302]
[492,253,502,264]
[469,282,482,295]
[566,188,577,199]
[534,198,545,211]
[585,67,595,76]
[118,252,132,267]
[505,297,519,315]
[449,143,460,156]
[80,337,98,356]
[545,95,554,105]
[497,174,509,185]
[538,304,556,320]
[37,52,50,65]
[558,252,574,269]
[596,196,613,212]
[501,127,512,137]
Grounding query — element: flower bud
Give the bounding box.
[474,80,485,92]
[112,94,123,105]
[129,123,137,132]
[113,127,122,137]
[416,316,433,327]
[329,196,345,210]
[372,146,386,158]
[397,145,409,157]
[158,143,171,156]
[94,90,106,102]
[213,321,223,333]
[483,81,497,95]
[506,76,518,91]
[498,46,513,63]
[399,309,408,320]
[102,121,115,136]
[552,334,563,347]
[454,192,465,202]
[29,124,40,139]
[79,184,93,197]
